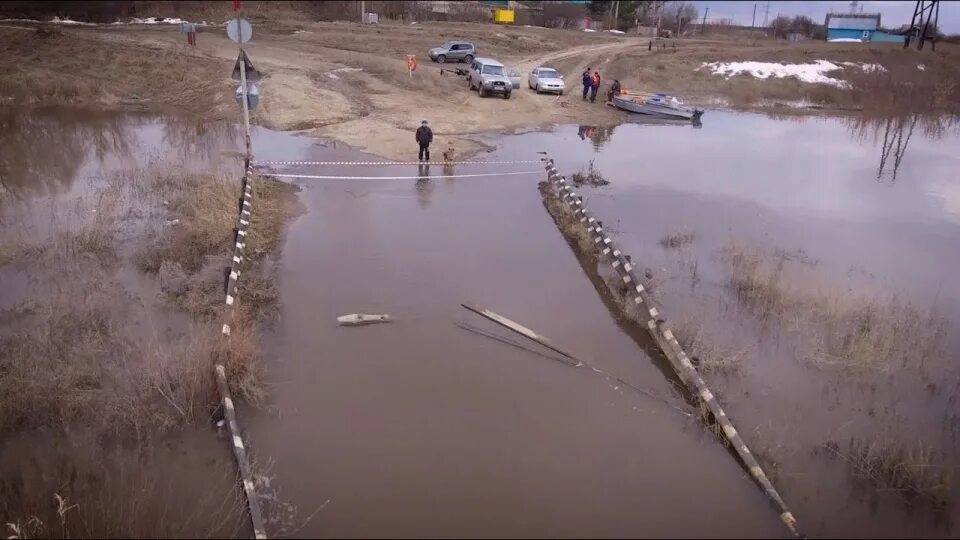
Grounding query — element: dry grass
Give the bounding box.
[600,39,960,112]
[0,27,226,115]
[824,438,953,509]
[724,241,947,373]
[212,308,267,407]
[0,283,239,434]
[659,228,696,250]
[137,172,242,273]
[140,172,298,273]
[1,435,248,539]
[672,317,746,376]
[0,193,120,268]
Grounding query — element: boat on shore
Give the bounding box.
[611,91,704,121]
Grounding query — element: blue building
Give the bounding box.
[825,13,904,43]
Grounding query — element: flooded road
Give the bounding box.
[4,107,957,537]
[247,149,784,537]
[252,110,959,537]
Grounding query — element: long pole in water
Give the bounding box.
[461,304,583,365]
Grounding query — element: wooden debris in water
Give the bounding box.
[337,313,392,326]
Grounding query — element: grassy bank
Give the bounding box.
[0,161,299,536]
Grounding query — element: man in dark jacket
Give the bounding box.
[415,120,433,162]
[581,67,592,101]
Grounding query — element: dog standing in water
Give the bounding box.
[442,144,456,176]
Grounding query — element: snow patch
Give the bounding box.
[325,67,363,80]
[2,16,212,26]
[917,63,927,71]
[583,28,597,32]
[50,16,94,25]
[699,60,853,87]
[129,17,186,25]
[608,29,625,34]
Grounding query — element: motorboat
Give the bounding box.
[611,91,704,121]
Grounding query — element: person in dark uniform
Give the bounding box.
[607,79,622,102]
[581,67,592,101]
[415,120,433,162]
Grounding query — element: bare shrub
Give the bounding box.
[659,229,696,250]
[212,308,266,407]
[0,435,248,538]
[570,160,610,187]
[672,317,745,375]
[823,438,953,509]
[723,241,947,373]
[0,286,227,435]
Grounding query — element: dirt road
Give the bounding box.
[3,18,956,161]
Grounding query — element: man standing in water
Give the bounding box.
[416,120,433,162]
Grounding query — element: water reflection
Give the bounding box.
[577,125,616,151]
[161,119,241,165]
[415,163,433,209]
[0,109,133,196]
[847,114,958,183]
[0,110,244,199]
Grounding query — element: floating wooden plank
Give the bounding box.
[460,304,582,366]
[337,313,392,326]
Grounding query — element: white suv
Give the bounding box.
[467,57,512,99]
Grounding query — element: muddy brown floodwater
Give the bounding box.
[250,111,959,538]
[245,157,784,536]
[4,107,956,537]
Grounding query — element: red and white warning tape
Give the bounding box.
[253,159,545,167]
[264,170,541,181]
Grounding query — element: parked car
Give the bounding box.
[428,41,476,64]
[528,66,565,95]
[507,68,521,89]
[467,57,512,99]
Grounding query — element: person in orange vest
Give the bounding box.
[590,70,601,102]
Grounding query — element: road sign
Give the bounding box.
[235,83,259,110]
[226,18,252,44]
[231,49,261,82]
[406,55,416,78]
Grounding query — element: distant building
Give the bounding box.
[825,13,903,43]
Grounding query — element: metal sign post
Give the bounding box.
[227,14,254,158]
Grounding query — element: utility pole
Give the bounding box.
[752,3,757,27]
[360,0,365,23]
[702,7,708,34]
[655,0,663,36]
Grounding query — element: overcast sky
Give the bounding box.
[689,1,958,32]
